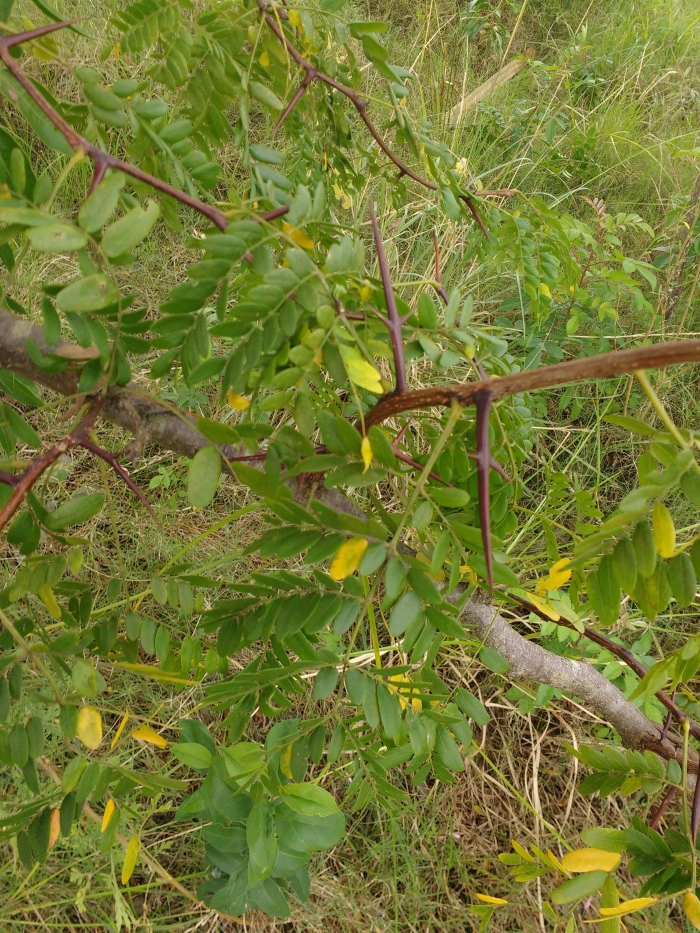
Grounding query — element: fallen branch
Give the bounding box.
[450,47,536,124]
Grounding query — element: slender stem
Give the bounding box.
[0,607,64,705]
[390,401,463,547]
[635,369,689,449]
[650,785,678,831]
[367,602,381,669]
[369,201,407,394]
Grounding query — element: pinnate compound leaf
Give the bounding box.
[187,446,221,508]
[57,274,117,312]
[131,724,167,748]
[78,171,126,233]
[171,742,213,769]
[651,502,675,558]
[599,897,658,918]
[684,892,700,930]
[44,494,104,531]
[121,835,139,885]
[550,870,608,905]
[102,200,160,257]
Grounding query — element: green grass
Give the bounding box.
[0,0,699,930]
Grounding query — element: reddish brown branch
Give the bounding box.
[78,438,157,523]
[364,338,700,427]
[369,201,407,394]
[262,11,492,233]
[0,398,103,531]
[0,23,231,230]
[650,785,678,831]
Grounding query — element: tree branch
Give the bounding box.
[260,10,495,231]
[369,201,407,394]
[459,593,698,777]
[364,339,700,427]
[0,22,289,231]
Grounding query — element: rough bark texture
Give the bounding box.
[460,594,696,774]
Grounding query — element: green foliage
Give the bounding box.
[0,0,698,927]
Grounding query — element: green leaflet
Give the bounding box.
[187,446,221,509]
[101,200,160,257]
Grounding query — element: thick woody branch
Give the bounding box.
[364,338,700,427]
[459,594,698,777]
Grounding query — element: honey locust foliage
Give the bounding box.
[0,0,699,925]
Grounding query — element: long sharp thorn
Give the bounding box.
[273,71,314,133]
[462,196,490,241]
[80,439,158,524]
[0,19,82,48]
[474,389,495,591]
[89,158,107,194]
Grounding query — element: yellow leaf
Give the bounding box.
[282,222,314,249]
[38,585,62,620]
[360,285,372,301]
[388,673,422,711]
[539,282,551,298]
[561,848,621,873]
[288,8,302,28]
[338,345,383,393]
[535,558,572,595]
[121,836,139,886]
[111,711,129,749]
[113,41,121,59]
[599,897,658,918]
[48,808,60,849]
[684,892,700,929]
[227,389,250,410]
[652,502,675,558]
[518,590,561,621]
[361,436,373,474]
[0,183,11,199]
[101,799,116,832]
[132,724,168,749]
[329,538,368,580]
[77,706,102,750]
[475,894,508,905]
[459,564,477,585]
[259,50,270,67]
[280,744,294,780]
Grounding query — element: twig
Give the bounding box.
[364,338,700,427]
[369,202,407,394]
[0,398,103,531]
[261,10,492,231]
[78,438,157,523]
[0,23,223,231]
